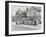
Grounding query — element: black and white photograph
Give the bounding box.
[11,5,41,31]
[5,1,45,36]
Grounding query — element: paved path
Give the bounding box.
[11,25,37,31]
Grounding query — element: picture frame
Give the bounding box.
[5,1,45,36]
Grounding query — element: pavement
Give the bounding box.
[11,24,39,31]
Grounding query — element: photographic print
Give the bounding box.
[5,1,45,36]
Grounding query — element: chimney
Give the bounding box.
[27,8,28,11]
